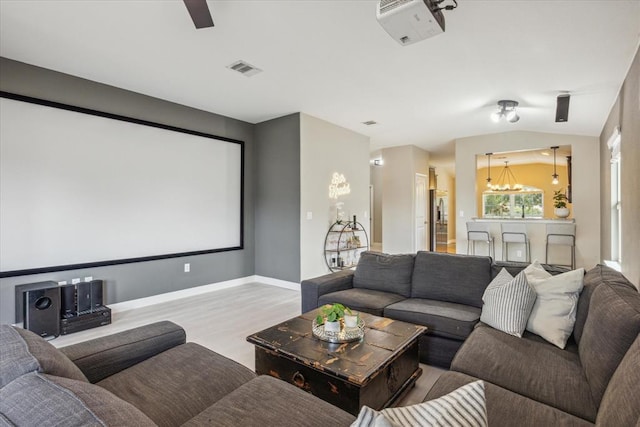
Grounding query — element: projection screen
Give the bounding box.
[0,93,243,277]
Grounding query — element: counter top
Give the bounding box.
[472,218,574,223]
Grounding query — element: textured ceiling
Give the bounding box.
[1,1,639,157]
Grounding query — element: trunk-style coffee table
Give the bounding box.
[246,310,426,415]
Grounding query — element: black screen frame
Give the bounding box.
[0,91,244,278]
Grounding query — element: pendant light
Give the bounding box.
[551,146,559,185]
[486,153,493,188]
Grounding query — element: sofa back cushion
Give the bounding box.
[411,252,492,308]
[491,261,569,279]
[578,282,640,406]
[0,325,40,388]
[0,325,87,387]
[353,252,414,298]
[0,372,155,426]
[595,334,640,427]
[573,265,636,345]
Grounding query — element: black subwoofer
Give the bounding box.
[24,287,60,339]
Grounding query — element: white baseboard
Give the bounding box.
[110,275,300,314]
[251,275,300,291]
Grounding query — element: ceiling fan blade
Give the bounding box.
[183,0,214,29]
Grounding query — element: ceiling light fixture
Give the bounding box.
[551,146,559,185]
[490,100,520,123]
[485,153,493,188]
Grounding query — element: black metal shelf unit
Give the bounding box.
[323,221,370,272]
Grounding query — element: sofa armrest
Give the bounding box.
[300,270,355,313]
[59,320,186,383]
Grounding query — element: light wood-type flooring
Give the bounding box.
[51,282,444,407]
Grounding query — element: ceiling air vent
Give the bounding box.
[227,60,262,77]
[362,120,378,126]
[379,0,412,14]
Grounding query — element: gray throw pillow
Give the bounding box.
[480,268,536,337]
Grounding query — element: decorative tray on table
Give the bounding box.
[311,318,365,343]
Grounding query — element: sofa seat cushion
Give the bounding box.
[0,325,88,387]
[318,288,406,317]
[97,342,256,427]
[451,324,597,422]
[411,252,492,308]
[353,252,415,298]
[183,375,355,427]
[0,372,155,426]
[426,371,593,427]
[384,298,480,340]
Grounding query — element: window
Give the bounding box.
[608,128,621,264]
[483,191,544,218]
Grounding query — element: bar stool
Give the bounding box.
[546,223,576,269]
[501,223,530,262]
[466,221,495,259]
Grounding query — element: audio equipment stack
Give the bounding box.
[15,279,111,339]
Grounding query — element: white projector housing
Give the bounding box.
[376,0,445,46]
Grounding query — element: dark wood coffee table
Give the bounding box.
[246,310,426,415]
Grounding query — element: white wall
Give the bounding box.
[380,145,430,254]
[455,131,600,269]
[300,114,370,280]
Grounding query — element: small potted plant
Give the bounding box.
[316,303,354,333]
[553,189,570,218]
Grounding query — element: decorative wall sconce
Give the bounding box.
[551,146,559,185]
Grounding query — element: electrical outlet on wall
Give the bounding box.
[184,263,190,273]
[516,250,523,258]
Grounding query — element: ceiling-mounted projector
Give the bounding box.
[376,0,446,46]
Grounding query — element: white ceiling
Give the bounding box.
[1,1,639,158]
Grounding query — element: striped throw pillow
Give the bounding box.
[480,268,537,337]
[351,380,487,427]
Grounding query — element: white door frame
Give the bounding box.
[415,173,428,252]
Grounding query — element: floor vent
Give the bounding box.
[227,60,262,77]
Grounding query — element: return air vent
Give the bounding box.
[226,60,262,77]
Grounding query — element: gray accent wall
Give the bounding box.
[253,114,301,282]
[0,58,256,323]
[600,47,640,288]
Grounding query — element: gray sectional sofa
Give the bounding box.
[427,264,640,426]
[303,253,640,426]
[301,251,568,367]
[0,321,355,426]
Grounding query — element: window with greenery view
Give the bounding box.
[483,192,543,218]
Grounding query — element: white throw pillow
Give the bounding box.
[480,268,537,337]
[351,380,487,427]
[524,262,585,349]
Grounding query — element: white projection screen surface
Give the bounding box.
[0,95,243,277]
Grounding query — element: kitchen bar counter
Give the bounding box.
[469,217,574,265]
[473,217,574,224]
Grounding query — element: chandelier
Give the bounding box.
[489,161,522,192]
